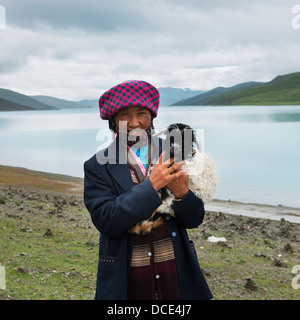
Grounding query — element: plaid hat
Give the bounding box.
[99,80,160,120]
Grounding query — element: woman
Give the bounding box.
[83,80,212,300]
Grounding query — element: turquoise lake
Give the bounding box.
[0,105,300,208]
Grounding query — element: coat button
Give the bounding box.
[148,252,152,257]
[156,274,160,279]
[172,232,177,237]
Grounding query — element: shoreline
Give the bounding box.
[206,200,300,224]
[1,164,300,224]
[0,165,83,195]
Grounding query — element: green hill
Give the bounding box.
[216,72,300,105]
[0,88,94,112]
[0,88,58,110]
[173,72,300,106]
[172,82,262,106]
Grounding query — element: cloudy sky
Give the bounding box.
[0,0,299,101]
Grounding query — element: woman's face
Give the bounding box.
[113,106,152,136]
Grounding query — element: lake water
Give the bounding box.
[0,105,300,208]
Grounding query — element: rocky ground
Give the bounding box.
[190,208,300,300]
[0,166,300,300]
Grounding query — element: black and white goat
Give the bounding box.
[128,123,218,234]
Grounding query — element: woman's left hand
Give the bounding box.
[166,168,189,199]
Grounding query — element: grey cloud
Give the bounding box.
[1,0,160,31]
[1,0,293,50]
[0,0,299,100]
[0,0,279,33]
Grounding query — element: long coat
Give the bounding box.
[83,136,213,300]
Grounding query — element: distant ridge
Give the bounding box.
[77,87,206,107]
[172,71,300,106]
[78,99,98,108]
[158,87,205,105]
[216,72,300,105]
[172,82,261,106]
[0,97,34,111]
[1,71,300,112]
[32,95,89,109]
[0,88,94,112]
[0,88,58,110]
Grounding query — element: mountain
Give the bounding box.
[158,87,206,105]
[213,72,300,105]
[78,87,206,107]
[0,88,95,112]
[2,71,299,112]
[172,71,300,106]
[78,99,98,108]
[32,95,90,109]
[172,82,262,106]
[0,88,58,110]
[0,97,34,111]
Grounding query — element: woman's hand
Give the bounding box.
[149,153,185,192]
[166,169,189,199]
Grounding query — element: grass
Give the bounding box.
[1,186,300,300]
[189,232,300,300]
[0,189,98,300]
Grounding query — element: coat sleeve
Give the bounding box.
[171,190,205,229]
[83,159,162,238]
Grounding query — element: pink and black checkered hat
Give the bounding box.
[99,80,160,120]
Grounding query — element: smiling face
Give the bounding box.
[113,105,152,136]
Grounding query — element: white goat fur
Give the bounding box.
[157,148,218,216]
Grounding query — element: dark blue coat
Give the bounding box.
[83,136,212,300]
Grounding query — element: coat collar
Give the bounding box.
[96,135,162,192]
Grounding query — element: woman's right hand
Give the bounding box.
[149,153,185,191]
